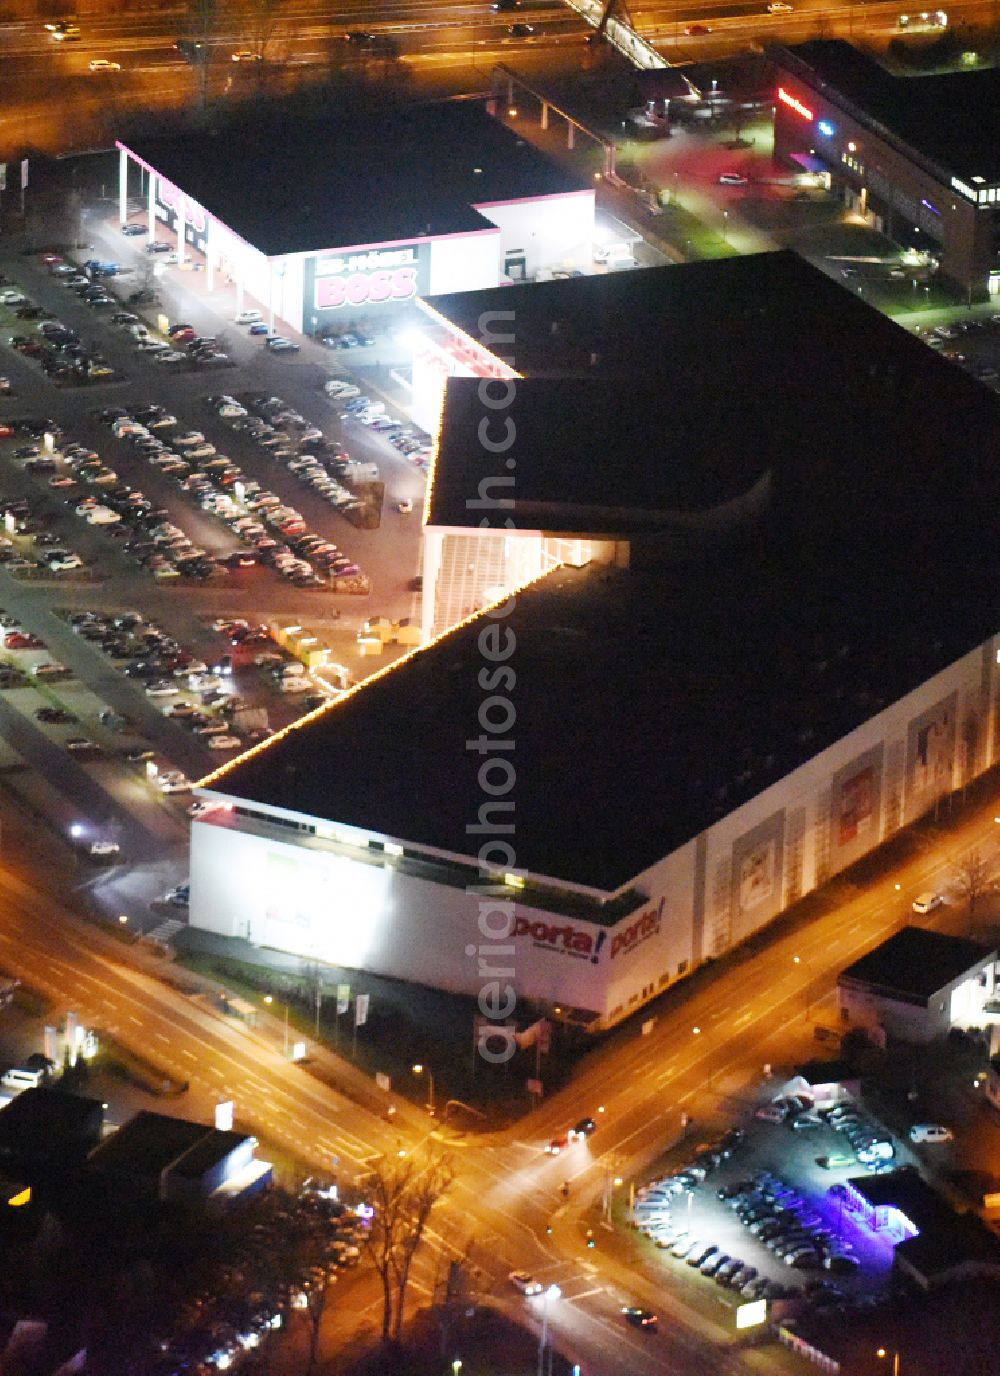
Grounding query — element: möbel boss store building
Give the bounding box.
[116,100,594,335]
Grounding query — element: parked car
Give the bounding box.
[909,1123,953,1144]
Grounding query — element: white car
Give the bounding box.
[324,380,360,399]
[767,1,793,10]
[173,431,206,447]
[508,1271,543,1296]
[909,1123,953,1144]
[279,677,314,694]
[206,734,242,751]
[86,507,121,525]
[145,680,180,697]
[235,310,262,324]
[158,773,191,794]
[153,350,188,364]
[912,892,943,914]
[89,58,121,71]
[49,556,83,571]
[89,839,121,858]
[219,403,248,418]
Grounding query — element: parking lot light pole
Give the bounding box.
[877,1349,901,1376]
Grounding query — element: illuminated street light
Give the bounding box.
[793,954,814,1019]
[412,1062,436,1116]
[118,914,128,925]
[692,1026,701,1036]
[263,993,289,1057]
[70,823,84,838]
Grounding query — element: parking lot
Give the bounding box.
[0,239,430,918]
[629,1089,917,1328]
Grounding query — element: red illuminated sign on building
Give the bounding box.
[777,86,814,121]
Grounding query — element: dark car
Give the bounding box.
[507,22,536,35]
[621,1307,658,1331]
[35,706,77,724]
[570,1117,597,1139]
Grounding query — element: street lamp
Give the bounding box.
[537,1284,560,1376]
[263,994,289,1057]
[793,954,813,1019]
[877,1349,901,1376]
[412,1062,436,1116]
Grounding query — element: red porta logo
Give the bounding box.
[316,266,417,311]
[610,898,664,960]
[513,916,604,962]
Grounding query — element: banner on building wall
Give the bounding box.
[154,174,209,256]
[739,840,776,913]
[838,765,875,845]
[305,242,430,329]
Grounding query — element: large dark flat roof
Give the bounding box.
[775,41,1000,185]
[426,253,996,530]
[204,254,1000,891]
[0,1088,103,1155]
[121,101,586,256]
[430,377,771,533]
[88,1110,248,1179]
[840,927,996,1004]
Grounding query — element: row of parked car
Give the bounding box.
[60,607,257,757]
[323,378,432,469]
[718,1171,859,1274]
[207,391,366,578]
[214,390,368,525]
[2,278,115,384]
[756,1093,896,1170]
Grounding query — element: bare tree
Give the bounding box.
[182,0,219,107]
[954,848,996,925]
[302,1261,336,1376]
[361,1147,454,1345]
[241,0,284,63]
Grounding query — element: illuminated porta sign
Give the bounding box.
[313,244,427,312]
[777,86,814,121]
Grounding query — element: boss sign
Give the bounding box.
[314,246,422,311]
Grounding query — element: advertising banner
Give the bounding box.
[306,242,430,330]
[337,982,351,1014]
[354,993,369,1027]
[154,175,209,256]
